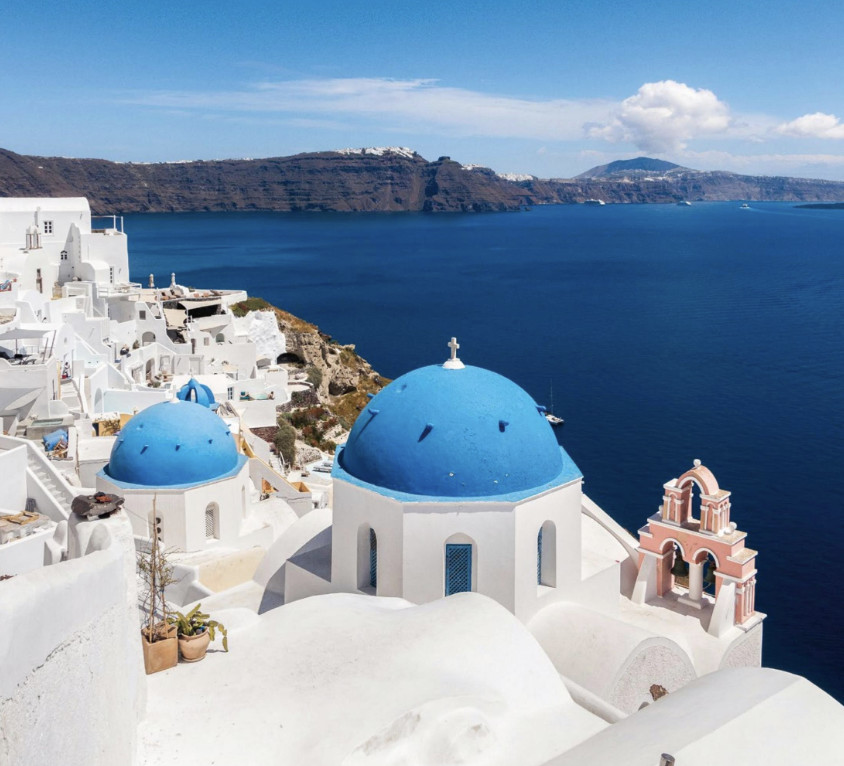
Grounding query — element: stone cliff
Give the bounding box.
[231,298,387,430]
[2,147,843,211]
[518,170,844,204]
[0,148,526,214]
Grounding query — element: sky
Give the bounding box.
[3,0,844,179]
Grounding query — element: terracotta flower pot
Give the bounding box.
[178,629,211,662]
[141,624,178,675]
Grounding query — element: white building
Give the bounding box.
[0,198,306,604]
[278,341,762,715]
[2,199,844,766]
[0,197,129,296]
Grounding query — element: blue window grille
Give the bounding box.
[445,543,472,596]
[369,529,377,589]
[537,527,543,585]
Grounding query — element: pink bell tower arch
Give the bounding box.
[636,460,759,631]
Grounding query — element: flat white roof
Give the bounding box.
[0,197,91,212]
[77,435,116,463]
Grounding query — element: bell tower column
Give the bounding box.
[688,560,704,602]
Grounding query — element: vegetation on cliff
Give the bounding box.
[235,297,389,466]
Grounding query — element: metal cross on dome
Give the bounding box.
[444,336,465,370]
[448,337,459,360]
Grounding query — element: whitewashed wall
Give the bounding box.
[330,479,586,618]
[98,462,258,553]
[513,480,583,623]
[0,511,145,765]
[78,230,129,284]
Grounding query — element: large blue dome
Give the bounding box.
[337,364,579,499]
[104,400,240,487]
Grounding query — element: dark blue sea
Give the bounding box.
[124,203,844,701]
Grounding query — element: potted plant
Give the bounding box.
[168,603,228,662]
[138,501,178,674]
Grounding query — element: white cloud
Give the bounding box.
[126,77,613,142]
[674,148,844,180]
[776,112,844,139]
[587,80,732,153]
[124,76,844,178]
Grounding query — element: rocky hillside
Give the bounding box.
[522,156,844,203]
[575,157,685,178]
[508,171,844,204]
[0,147,526,213]
[230,298,388,430]
[3,146,844,210]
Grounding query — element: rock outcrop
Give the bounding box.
[2,147,843,212]
[232,299,387,429]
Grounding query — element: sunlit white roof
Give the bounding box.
[0,197,90,212]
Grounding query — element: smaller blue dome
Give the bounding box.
[105,401,239,487]
[176,378,216,408]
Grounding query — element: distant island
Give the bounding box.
[1,147,843,214]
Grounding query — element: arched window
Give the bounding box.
[205,503,219,539]
[537,528,542,584]
[701,552,718,595]
[444,535,475,596]
[357,524,377,592]
[669,542,689,588]
[369,529,377,589]
[142,331,155,346]
[216,333,226,344]
[537,521,557,587]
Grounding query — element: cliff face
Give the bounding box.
[2,146,843,212]
[0,148,526,214]
[517,171,844,204]
[262,303,388,424]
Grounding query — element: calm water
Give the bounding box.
[125,203,844,701]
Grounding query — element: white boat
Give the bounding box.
[544,382,564,427]
[584,199,606,206]
[677,200,691,206]
[740,203,750,209]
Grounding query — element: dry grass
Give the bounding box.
[329,374,391,429]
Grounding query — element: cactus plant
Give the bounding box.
[168,603,228,652]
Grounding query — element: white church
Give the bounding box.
[266,338,762,716]
[1,198,842,766]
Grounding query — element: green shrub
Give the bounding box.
[230,297,271,317]
[306,365,323,388]
[274,420,297,466]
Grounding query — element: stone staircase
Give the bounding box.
[60,379,84,415]
[25,445,77,514]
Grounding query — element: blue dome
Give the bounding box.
[176,378,216,408]
[104,401,239,487]
[338,364,577,499]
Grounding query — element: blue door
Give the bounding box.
[445,543,472,596]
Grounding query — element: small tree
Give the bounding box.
[274,420,297,468]
[138,498,178,641]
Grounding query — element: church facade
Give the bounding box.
[277,340,763,713]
